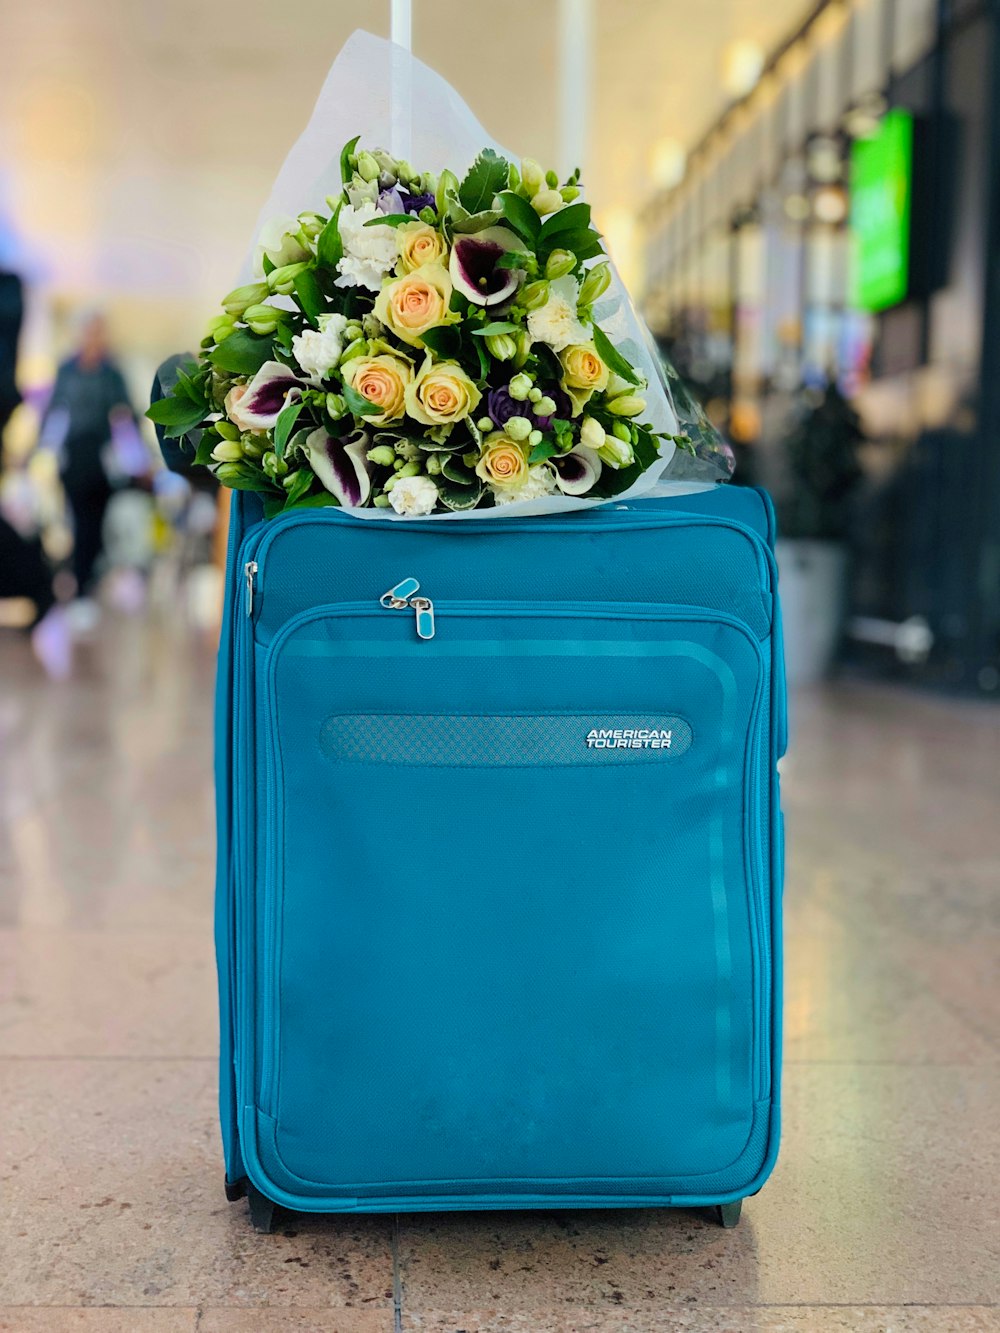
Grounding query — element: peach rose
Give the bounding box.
[475,431,530,491]
[397,222,448,274]
[405,358,482,427]
[342,353,413,424]
[558,341,609,413]
[373,264,457,346]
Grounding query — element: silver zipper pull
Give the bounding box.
[411,596,435,640]
[380,576,420,609]
[244,560,258,618]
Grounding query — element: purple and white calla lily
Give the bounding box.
[227,360,303,433]
[550,445,602,496]
[302,427,372,508]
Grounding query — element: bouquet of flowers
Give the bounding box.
[148,140,695,518]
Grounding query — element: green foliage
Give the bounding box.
[208,329,275,376]
[497,191,540,243]
[458,149,509,215]
[591,324,641,386]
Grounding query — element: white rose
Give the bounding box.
[291,313,349,382]
[335,201,399,292]
[389,474,439,516]
[526,275,590,352]
[254,215,310,277]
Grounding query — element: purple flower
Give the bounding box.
[532,387,572,431]
[486,384,518,427]
[378,187,405,215]
[402,191,436,215]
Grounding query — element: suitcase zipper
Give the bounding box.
[381,577,436,639]
[244,561,258,618]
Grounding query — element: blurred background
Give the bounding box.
[2,0,998,690]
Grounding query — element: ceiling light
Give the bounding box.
[722,41,765,99]
[649,138,687,191]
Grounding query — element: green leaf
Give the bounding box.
[497,191,540,243]
[262,494,287,520]
[442,457,475,484]
[451,210,503,234]
[288,491,339,511]
[458,149,510,214]
[419,325,462,358]
[340,134,360,185]
[194,432,217,466]
[145,396,206,429]
[437,477,484,510]
[273,399,304,459]
[363,212,418,228]
[209,329,275,376]
[316,199,343,270]
[471,320,520,337]
[342,382,382,418]
[528,439,559,464]
[591,324,641,386]
[284,467,315,507]
[217,466,283,495]
[539,201,592,239]
[543,228,605,262]
[495,250,531,271]
[293,268,323,323]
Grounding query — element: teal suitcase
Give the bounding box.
[214,484,785,1230]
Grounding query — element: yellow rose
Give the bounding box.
[397,222,448,274]
[373,264,458,346]
[558,341,609,414]
[405,357,482,427]
[475,431,530,490]
[342,353,413,424]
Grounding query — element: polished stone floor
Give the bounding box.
[0,608,997,1332]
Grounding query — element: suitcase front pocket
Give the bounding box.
[256,601,768,1196]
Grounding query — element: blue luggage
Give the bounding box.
[214,484,785,1231]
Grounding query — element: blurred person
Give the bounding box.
[39,310,137,626]
[0,268,71,677]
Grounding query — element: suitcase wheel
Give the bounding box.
[247,1183,280,1234]
[714,1199,743,1228]
[224,1176,247,1203]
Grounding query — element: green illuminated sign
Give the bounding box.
[849,109,914,313]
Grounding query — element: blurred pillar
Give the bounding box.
[557,0,594,178]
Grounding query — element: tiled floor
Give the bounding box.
[0,610,998,1332]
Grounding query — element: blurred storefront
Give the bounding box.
[640,0,1000,694]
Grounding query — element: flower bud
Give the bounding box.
[340,338,369,364]
[463,452,479,469]
[373,493,391,507]
[425,453,443,474]
[533,395,557,418]
[326,393,347,419]
[608,394,647,418]
[598,435,634,469]
[579,261,612,305]
[240,434,265,460]
[435,168,460,213]
[221,282,269,316]
[418,206,437,226]
[267,261,309,295]
[505,415,532,441]
[396,460,422,479]
[612,420,632,443]
[373,149,399,179]
[366,444,396,467]
[262,450,289,480]
[243,303,282,336]
[508,373,533,401]
[476,416,494,432]
[207,314,236,343]
[545,249,576,280]
[545,169,559,188]
[281,469,302,492]
[297,211,325,239]
[528,387,543,403]
[560,186,581,204]
[396,159,416,186]
[216,419,240,442]
[513,330,532,368]
[214,462,246,486]
[356,150,380,182]
[516,280,549,311]
[580,416,606,450]
[528,429,543,447]
[395,440,421,461]
[485,332,517,361]
[606,371,634,397]
[210,440,243,464]
[520,158,545,195]
[343,321,364,342]
[507,163,521,192]
[531,189,564,217]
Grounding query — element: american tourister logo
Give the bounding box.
[586,728,674,750]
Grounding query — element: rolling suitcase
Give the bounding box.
[215,483,785,1231]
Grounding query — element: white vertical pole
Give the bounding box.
[557,0,594,179]
[389,0,413,161]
